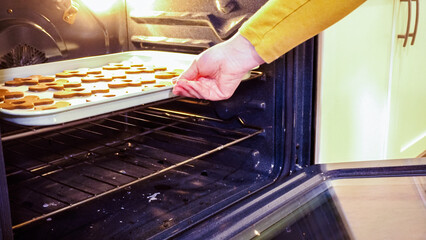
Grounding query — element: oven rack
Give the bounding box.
[1,106,263,229]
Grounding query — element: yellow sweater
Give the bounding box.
[239,0,366,63]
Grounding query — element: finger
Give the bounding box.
[179,59,199,81]
[178,78,225,101]
[173,84,194,98]
[182,81,203,99]
[173,79,203,99]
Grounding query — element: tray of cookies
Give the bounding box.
[0,51,196,126]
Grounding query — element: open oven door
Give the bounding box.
[173,158,426,240]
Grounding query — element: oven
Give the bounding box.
[0,1,425,240]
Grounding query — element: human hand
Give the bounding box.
[173,34,264,101]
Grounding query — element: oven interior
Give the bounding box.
[0,1,316,239]
[1,100,266,239]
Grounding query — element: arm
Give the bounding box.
[240,0,366,63]
[173,0,366,100]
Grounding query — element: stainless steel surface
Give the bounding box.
[0,0,127,65]
[127,0,267,52]
[0,0,270,63]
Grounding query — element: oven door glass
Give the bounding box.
[231,161,426,240]
[252,175,426,240]
[179,159,426,240]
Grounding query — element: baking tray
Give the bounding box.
[0,51,197,126]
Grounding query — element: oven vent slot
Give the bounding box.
[130,12,248,40]
[2,106,262,229]
[131,35,212,53]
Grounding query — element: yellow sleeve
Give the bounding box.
[239,0,366,63]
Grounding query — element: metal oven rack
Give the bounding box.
[0,104,262,229]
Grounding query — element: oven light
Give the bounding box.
[80,0,119,13]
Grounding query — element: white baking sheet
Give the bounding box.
[0,51,197,126]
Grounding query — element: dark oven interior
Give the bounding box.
[0,1,316,239]
[1,100,267,239]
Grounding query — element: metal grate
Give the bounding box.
[1,106,262,229]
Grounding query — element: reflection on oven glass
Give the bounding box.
[254,176,426,240]
[253,189,352,240]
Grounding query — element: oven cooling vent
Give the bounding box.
[0,44,47,69]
